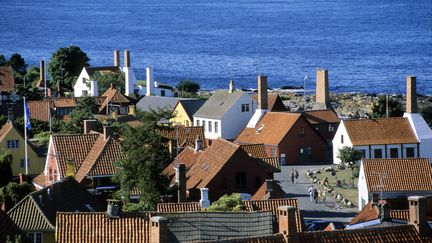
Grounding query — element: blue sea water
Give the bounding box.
[0,0,431,94]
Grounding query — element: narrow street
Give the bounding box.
[275,164,359,227]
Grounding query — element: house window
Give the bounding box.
[406,147,415,157]
[161,90,166,96]
[196,120,200,126]
[119,106,128,115]
[305,146,312,156]
[270,147,277,157]
[341,135,344,144]
[82,90,88,96]
[298,128,305,136]
[214,121,218,133]
[390,148,398,158]
[328,124,335,132]
[7,140,19,149]
[241,104,250,112]
[255,176,261,188]
[374,149,383,158]
[358,150,367,159]
[235,172,246,188]
[203,120,206,131]
[27,232,43,243]
[208,121,212,132]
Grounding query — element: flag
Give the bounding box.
[24,100,32,130]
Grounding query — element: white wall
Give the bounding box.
[404,113,432,161]
[74,69,91,97]
[332,121,353,164]
[358,161,369,210]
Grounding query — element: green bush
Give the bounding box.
[207,193,245,212]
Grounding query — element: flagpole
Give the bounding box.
[23,97,29,175]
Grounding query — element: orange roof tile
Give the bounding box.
[56,212,151,243]
[297,225,423,242]
[0,122,13,143]
[0,66,15,92]
[163,146,202,182]
[244,199,305,233]
[52,97,76,108]
[28,100,51,121]
[160,126,206,149]
[99,87,133,112]
[236,112,302,145]
[156,202,201,212]
[344,118,419,145]
[251,181,286,200]
[363,158,432,192]
[240,143,268,158]
[303,109,340,125]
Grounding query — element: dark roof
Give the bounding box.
[194,90,248,119]
[251,181,286,200]
[0,66,15,92]
[297,224,424,242]
[363,158,432,192]
[85,66,120,76]
[176,99,206,120]
[251,93,286,111]
[0,209,23,242]
[8,178,104,232]
[303,109,340,125]
[202,234,286,243]
[56,212,151,243]
[350,201,410,225]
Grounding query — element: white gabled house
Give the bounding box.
[193,80,256,144]
[357,158,432,210]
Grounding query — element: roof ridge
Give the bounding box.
[75,135,108,182]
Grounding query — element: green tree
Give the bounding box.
[24,66,40,88]
[61,96,96,133]
[0,54,7,66]
[337,146,362,180]
[0,182,34,208]
[113,109,173,211]
[91,71,125,94]
[207,193,245,212]
[371,95,403,118]
[48,46,90,92]
[0,151,13,187]
[8,53,27,76]
[176,80,200,97]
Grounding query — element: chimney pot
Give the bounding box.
[194,136,202,153]
[124,50,130,68]
[128,105,136,116]
[106,199,121,218]
[408,196,430,237]
[314,69,330,110]
[406,76,417,113]
[18,173,26,184]
[114,50,120,67]
[151,216,169,243]
[176,163,186,203]
[229,80,235,93]
[146,67,154,96]
[66,159,75,177]
[265,179,273,193]
[199,188,210,208]
[258,76,268,110]
[278,206,298,243]
[39,60,45,83]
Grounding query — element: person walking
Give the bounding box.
[294,169,299,183]
[321,189,326,204]
[290,169,295,183]
[308,185,315,202]
[314,189,319,203]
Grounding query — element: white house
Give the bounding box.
[74,50,173,98]
[193,80,256,144]
[357,158,432,210]
[403,76,432,162]
[332,117,420,164]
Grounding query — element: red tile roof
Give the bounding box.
[240,143,268,158]
[297,225,423,242]
[244,199,305,233]
[303,109,340,125]
[99,87,134,113]
[56,212,151,243]
[344,118,419,145]
[0,66,15,92]
[157,202,201,212]
[350,201,411,225]
[52,97,76,108]
[363,158,432,192]
[160,126,206,149]
[236,112,302,145]
[28,100,51,121]
[0,121,13,143]
[163,146,202,182]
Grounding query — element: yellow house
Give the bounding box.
[0,121,45,176]
[171,99,206,126]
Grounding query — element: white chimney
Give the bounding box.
[194,136,202,153]
[229,80,235,93]
[146,67,155,96]
[123,50,137,97]
[246,75,268,128]
[90,80,98,97]
[199,188,210,208]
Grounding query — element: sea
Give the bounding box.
[0,0,431,94]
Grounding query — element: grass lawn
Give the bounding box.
[316,167,358,205]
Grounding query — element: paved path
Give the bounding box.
[275,164,359,226]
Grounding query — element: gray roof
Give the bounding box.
[158,211,273,242]
[136,96,196,112]
[194,90,248,119]
[177,99,206,119]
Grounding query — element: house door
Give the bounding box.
[299,146,312,163]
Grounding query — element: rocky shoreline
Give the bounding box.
[276,91,432,119]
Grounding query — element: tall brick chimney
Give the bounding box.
[258,75,268,110]
[114,50,120,67]
[314,69,330,110]
[408,196,430,237]
[124,50,130,68]
[406,76,417,113]
[151,216,169,243]
[39,60,45,83]
[175,163,186,203]
[278,206,299,243]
